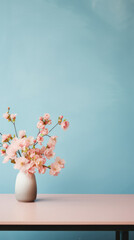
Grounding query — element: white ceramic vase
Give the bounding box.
[15,171,37,202]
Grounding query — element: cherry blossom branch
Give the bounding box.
[34,132,51,147]
[46,134,51,137]
[44,165,51,169]
[13,122,18,138]
[17,151,21,157]
[0,132,2,147]
[0,132,11,146]
[34,122,58,147]
[34,130,40,146]
[12,122,21,157]
[48,122,59,133]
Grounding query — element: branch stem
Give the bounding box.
[45,165,51,169]
[46,134,51,137]
[12,122,21,157]
[48,122,59,133]
[13,122,18,138]
[0,133,2,147]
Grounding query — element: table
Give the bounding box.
[0,194,134,240]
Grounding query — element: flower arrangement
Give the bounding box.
[0,107,69,176]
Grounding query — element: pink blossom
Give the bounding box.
[6,139,21,158]
[14,157,30,172]
[47,136,57,149]
[20,136,34,149]
[38,166,46,174]
[37,135,44,145]
[55,156,65,168]
[40,128,48,135]
[3,112,9,119]
[39,116,43,121]
[49,162,61,176]
[35,148,41,155]
[35,157,46,174]
[36,157,46,165]
[43,113,50,120]
[6,146,15,159]
[61,120,69,130]
[40,146,46,154]
[28,167,36,174]
[0,149,6,156]
[27,161,36,174]
[3,143,8,149]
[37,121,45,129]
[45,148,55,159]
[26,148,35,159]
[10,114,16,121]
[3,156,10,163]
[27,136,34,145]
[58,115,63,124]
[19,130,26,138]
[2,134,11,143]
[34,154,40,161]
[48,120,52,125]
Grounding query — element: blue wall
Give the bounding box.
[0,0,134,239]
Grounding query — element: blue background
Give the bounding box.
[0,0,134,239]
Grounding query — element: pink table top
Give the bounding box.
[0,194,134,225]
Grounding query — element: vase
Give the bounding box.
[15,171,37,202]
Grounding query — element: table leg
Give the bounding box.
[116,231,129,240]
[120,231,129,240]
[116,231,120,240]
